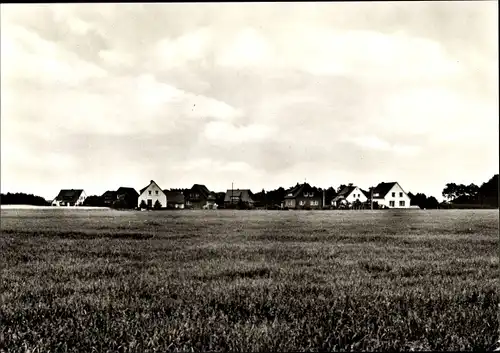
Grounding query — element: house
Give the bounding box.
[370,182,411,208]
[164,190,185,209]
[116,187,139,209]
[284,183,323,209]
[138,180,167,209]
[184,184,216,209]
[52,189,87,206]
[224,189,255,208]
[331,184,369,207]
[101,190,117,207]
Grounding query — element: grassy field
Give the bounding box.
[1,208,498,352]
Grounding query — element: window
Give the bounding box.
[399,192,403,197]
[389,201,395,207]
[299,201,305,206]
[148,191,152,195]
[155,191,159,195]
[392,192,395,197]
[399,201,405,206]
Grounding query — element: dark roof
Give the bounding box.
[164,191,185,204]
[116,187,139,197]
[372,182,398,199]
[284,183,320,199]
[53,189,84,203]
[101,190,117,199]
[224,189,254,203]
[187,184,212,200]
[361,189,370,198]
[337,185,357,197]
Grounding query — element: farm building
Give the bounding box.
[116,187,139,209]
[331,184,369,207]
[224,189,255,208]
[51,189,87,207]
[284,183,324,209]
[164,191,185,209]
[101,190,117,207]
[138,180,167,209]
[370,182,411,208]
[184,184,216,209]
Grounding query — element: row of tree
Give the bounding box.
[0,193,50,206]
[441,174,498,208]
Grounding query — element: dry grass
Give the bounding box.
[1,208,498,352]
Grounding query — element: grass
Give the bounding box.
[0,208,498,352]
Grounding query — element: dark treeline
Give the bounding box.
[0,193,50,206]
[440,174,498,208]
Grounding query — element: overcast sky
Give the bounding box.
[1,2,498,201]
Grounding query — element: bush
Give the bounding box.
[154,200,162,210]
[139,200,147,210]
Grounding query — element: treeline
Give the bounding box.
[0,193,50,206]
[440,174,498,208]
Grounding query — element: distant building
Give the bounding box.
[224,189,255,208]
[52,189,87,207]
[116,187,139,209]
[101,190,117,207]
[184,184,216,209]
[284,183,323,209]
[370,182,411,208]
[331,184,369,207]
[164,190,185,209]
[138,180,167,209]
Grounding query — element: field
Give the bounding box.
[1,208,498,352]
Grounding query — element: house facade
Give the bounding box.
[101,190,117,207]
[138,180,167,209]
[284,183,323,209]
[184,184,216,209]
[52,189,87,206]
[224,189,255,208]
[164,191,185,209]
[371,182,411,208]
[331,184,368,207]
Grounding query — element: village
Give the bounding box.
[50,180,414,210]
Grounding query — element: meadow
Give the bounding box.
[1,208,498,352]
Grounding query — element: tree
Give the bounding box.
[0,192,50,206]
[442,183,458,201]
[154,200,162,210]
[337,184,347,193]
[425,196,439,209]
[83,195,105,207]
[139,200,147,209]
[412,193,428,209]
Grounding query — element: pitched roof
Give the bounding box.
[53,189,84,203]
[372,182,398,199]
[224,189,254,203]
[189,184,212,199]
[116,187,139,197]
[164,191,185,204]
[140,180,163,195]
[101,190,117,199]
[337,185,357,197]
[284,183,320,199]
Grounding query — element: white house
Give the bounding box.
[52,189,87,206]
[371,182,411,208]
[331,184,368,207]
[138,180,167,209]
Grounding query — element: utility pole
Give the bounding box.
[371,186,374,210]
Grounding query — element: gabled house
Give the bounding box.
[331,184,369,207]
[138,180,167,209]
[370,182,411,208]
[164,190,185,209]
[101,190,117,207]
[116,187,139,209]
[284,183,323,209]
[184,184,216,209]
[224,189,255,208]
[52,189,87,207]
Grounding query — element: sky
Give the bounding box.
[1,2,498,201]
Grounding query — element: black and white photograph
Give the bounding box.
[1,1,498,351]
